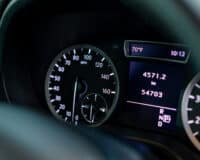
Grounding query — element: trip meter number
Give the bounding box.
[142,72,167,81]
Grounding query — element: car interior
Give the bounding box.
[0,0,199,159]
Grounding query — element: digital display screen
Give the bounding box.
[126,62,185,130]
[124,41,190,63]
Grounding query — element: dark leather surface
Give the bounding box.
[0,104,148,160]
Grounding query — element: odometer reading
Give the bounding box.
[126,62,184,129]
[141,89,163,98]
[182,73,200,151]
[45,45,119,126]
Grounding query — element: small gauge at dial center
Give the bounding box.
[81,93,108,124]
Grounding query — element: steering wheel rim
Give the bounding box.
[0,104,147,160]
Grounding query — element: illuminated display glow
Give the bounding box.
[126,62,185,129]
[124,41,190,63]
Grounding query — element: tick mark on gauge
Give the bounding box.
[73,49,76,55]
[193,131,199,136]
[101,57,105,62]
[187,108,193,111]
[55,64,59,68]
[50,99,55,103]
[110,73,114,76]
[50,75,55,78]
[81,105,89,109]
[111,91,116,94]
[64,117,68,122]
[88,49,91,54]
[188,120,194,124]
[195,83,200,89]
[63,54,67,60]
[189,95,195,100]
[95,94,97,102]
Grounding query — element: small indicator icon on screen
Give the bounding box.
[159,114,172,124]
[131,46,144,54]
[157,109,172,128]
[150,81,157,86]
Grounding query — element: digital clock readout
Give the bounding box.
[124,41,190,63]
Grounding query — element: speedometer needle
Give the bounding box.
[90,104,93,122]
[72,77,78,123]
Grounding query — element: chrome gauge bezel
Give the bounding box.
[182,73,200,151]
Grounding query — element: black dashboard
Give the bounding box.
[0,0,200,159]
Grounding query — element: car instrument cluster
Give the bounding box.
[44,40,200,151]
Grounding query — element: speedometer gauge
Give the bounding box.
[45,45,119,126]
[182,73,200,150]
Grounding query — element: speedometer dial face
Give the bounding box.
[45,45,119,126]
[182,73,200,150]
